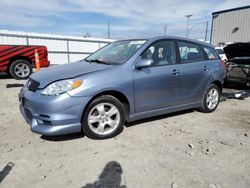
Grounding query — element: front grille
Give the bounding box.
[28,78,40,92]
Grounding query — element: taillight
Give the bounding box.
[221,60,226,67]
[220,60,228,73]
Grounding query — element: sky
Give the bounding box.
[0,0,249,40]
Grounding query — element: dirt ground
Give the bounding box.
[0,73,249,188]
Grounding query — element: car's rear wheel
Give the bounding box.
[9,60,32,79]
[199,84,220,113]
[82,95,125,139]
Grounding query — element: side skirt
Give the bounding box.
[128,102,201,122]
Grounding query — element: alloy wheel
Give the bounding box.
[206,88,219,110]
[87,103,121,135]
[14,63,31,78]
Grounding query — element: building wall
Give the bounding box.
[211,7,250,45]
[0,30,114,64]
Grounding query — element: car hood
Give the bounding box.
[31,60,113,88]
[224,42,250,60]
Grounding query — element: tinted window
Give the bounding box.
[177,41,203,63]
[204,47,220,60]
[141,40,176,66]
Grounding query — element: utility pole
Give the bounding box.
[185,14,192,38]
[108,20,110,39]
[164,25,167,35]
[205,21,209,42]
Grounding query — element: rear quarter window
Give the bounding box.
[204,47,220,60]
[177,41,203,63]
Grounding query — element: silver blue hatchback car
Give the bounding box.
[19,36,226,139]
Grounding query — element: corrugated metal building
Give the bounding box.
[0,30,114,64]
[211,5,250,45]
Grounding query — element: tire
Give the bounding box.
[199,84,221,113]
[82,95,125,139]
[9,60,32,80]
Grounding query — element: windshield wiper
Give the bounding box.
[85,59,109,65]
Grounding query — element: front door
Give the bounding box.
[133,40,181,113]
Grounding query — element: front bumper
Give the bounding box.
[19,87,90,136]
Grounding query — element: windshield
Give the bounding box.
[216,48,224,55]
[86,40,147,65]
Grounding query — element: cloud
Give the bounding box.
[0,0,249,38]
[62,0,249,23]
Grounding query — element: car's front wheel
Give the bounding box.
[200,84,221,113]
[82,95,125,139]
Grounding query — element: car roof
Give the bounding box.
[117,36,214,48]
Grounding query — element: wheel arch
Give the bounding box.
[81,90,131,124]
[211,80,223,92]
[8,56,33,71]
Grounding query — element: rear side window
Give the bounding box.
[204,47,220,60]
[177,41,203,63]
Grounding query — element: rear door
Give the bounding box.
[133,40,181,113]
[177,41,213,104]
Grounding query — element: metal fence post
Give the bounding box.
[26,36,29,45]
[66,40,70,63]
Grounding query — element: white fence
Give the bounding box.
[0,30,114,64]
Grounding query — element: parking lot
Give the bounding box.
[0,73,249,188]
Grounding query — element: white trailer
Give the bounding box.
[0,30,114,65]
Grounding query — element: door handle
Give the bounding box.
[172,69,180,75]
[204,66,209,71]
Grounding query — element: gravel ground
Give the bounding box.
[0,73,249,188]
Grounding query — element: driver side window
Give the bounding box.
[141,41,176,66]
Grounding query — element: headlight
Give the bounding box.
[41,79,82,96]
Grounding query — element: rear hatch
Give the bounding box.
[224,43,250,82]
[224,42,250,61]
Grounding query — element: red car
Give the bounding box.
[0,45,50,79]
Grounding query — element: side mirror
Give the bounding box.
[135,59,154,69]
